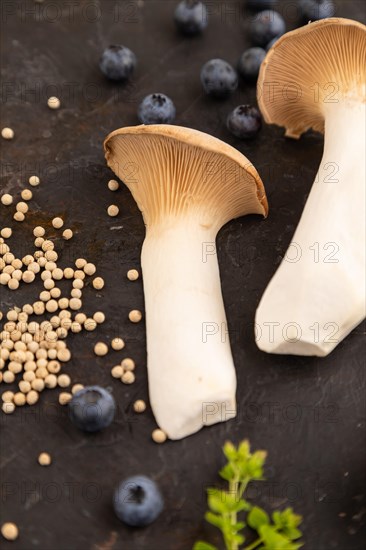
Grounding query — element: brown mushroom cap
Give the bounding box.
[104,124,268,228]
[257,18,366,138]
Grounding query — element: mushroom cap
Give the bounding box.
[104,124,268,228]
[257,18,366,138]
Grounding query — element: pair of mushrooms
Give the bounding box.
[104,19,366,440]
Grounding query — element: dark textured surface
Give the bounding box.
[1,1,365,549]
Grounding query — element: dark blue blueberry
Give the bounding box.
[227,105,262,139]
[266,35,280,50]
[68,386,115,432]
[250,10,286,46]
[114,475,164,527]
[138,93,176,124]
[298,0,335,21]
[238,47,266,81]
[247,0,278,10]
[200,59,238,98]
[174,0,208,35]
[99,45,136,81]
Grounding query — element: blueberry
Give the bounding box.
[68,386,116,432]
[266,35,280,50]
[174,0,208,35]
[138,93,176,125]
[247,0,278,10]
[250,10,286,47]
[99,45,136,81]
[238,47,266,81]
[113,475,164,527]
[201,59,238,98]
[227,105,262,139]
[298,0,335,21]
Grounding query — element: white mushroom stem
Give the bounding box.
[256,99,366,356]
[142,216,236,440]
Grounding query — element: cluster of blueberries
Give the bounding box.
[68,386,164,527]
[99,0,335,139]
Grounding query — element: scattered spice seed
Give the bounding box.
[1,228,12,239]
[83,263,96,276]
[107,205,119,217]
[108,179,119,191]
[33,226,45,237]
[59,392,72,405]
[21,189,32,201]
[26,390,39,405]
[2,391,14,402]
[64,268,74,279]
[16,202,28,214]
[62,229,73,240]
[92,277,104,290]
[22,271,35,283]
[71,383,84,394]
[44,374,57,388]
[2,402,15,414]
[127,269,139,281]
[47,96,61,109]
[1,522,19,541]
[70,289,81,299]
[69,298,82,310]
[75,258,87,269]
[94,342,108,356]
[1,127,14,140]
[13,392,26,406]
[29,175,40,186]
[75,313,87,324]
[93,311,105,324]
[129,309,142,323]
[121,371,135,384]
[121,358,135,371]
[111,337,124,351]
[111,366,124,378]
[52,217,64,229]
[8,279,20,289]
[18,380,31,393]
[152,429,167,444]
[38,452,52,466]
[133,399,146,413]
[42,240,54,252]
[1,194,13,206]
[73,272,85,284]
[57,374,71,388]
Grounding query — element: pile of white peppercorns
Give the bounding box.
[0,180,142,413]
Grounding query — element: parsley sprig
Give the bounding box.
[193,440,303,550]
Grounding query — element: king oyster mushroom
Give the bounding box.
[255,18,366,356]
[104,124,268,439]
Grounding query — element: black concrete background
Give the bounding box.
[0,1,365,549]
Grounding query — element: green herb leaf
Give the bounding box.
[219,464,235,481]
[283,528,303,541]
[247,506,270,530]
[205,511,223,529]
[259,525,302,550]
[223,441,238,461]
[194,441,303,550]
[237,440,250,460]
[207,489,227,514]
[192,542,218,550]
